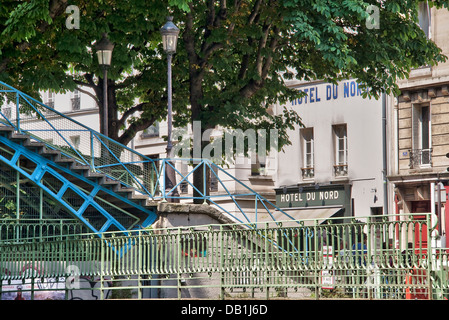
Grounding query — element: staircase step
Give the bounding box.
[10,133,31,142]
[54,157,76,165]
[0,126,14,136]
[24,140,46,148]
[39,148,60,157]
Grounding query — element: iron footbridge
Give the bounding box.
[0,81,296,237]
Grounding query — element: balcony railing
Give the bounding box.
[301,167,314,179]
[333,164,348,177]
[409,148,432,168]
[71,97,80,110]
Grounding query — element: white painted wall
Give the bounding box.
[275,79,386,217]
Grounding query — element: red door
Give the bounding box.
[408,201,430,300]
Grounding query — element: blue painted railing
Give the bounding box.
[0,81,296,228]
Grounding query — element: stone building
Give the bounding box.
[387,5,449,247]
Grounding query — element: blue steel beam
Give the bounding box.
[0,134,157,235]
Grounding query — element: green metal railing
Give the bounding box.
[0,213,447,300]
[0,219,91,243]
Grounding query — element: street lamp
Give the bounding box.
[95,33,114,137]
[160,16,180,157]
[161,16,180,201]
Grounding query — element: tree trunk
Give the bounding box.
[193,139,211,204]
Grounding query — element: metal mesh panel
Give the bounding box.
[82,205,109,232]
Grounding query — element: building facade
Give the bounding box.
[387,6,449,247]
[273,79,388,224]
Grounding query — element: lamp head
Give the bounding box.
[160,16,180,54]
[95,33,114,66]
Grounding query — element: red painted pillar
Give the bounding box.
[445,186,449,248]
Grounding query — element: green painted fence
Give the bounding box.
[0,214,448,300]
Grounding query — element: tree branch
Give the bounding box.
[75,86,99,105]
[255,23,272,76]
[118,115,156,146]
[117,102,146,128]
[183,2,200,66]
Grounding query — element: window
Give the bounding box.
[70,135,81,150]
[409,2,431,76]
[142,122,160,138]
[418,2,431,39]
[2,100,14,119]
[333,124,348,177]
[44,91,55,108]
[180,162,188,193]
[71,90,81,110]
[2,106,11,119]
[410,104,431,168]
[143,155,160,193]
[300,128,314,179]
[210,165,219,192]
[251,154,266,176]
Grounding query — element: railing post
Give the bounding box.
[427,213,433,300]
[161,160,166,202]
[177,227,182,299]
[31,243,35,300]
[137,231,142,300]
[16,92,20,133]
[220,225,225,300]
[312,219,318,299]
[203,160,207,204]
[265,221,269,300]
[100,233,105,300]
[367,217,372,300]
[90,131,96,172]
[255,196,258,224]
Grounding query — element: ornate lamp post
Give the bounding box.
[160,16,180,158]
[160,17,180,201]
[95,33,114,137]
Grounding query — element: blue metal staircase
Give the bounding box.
[0,82,160,235]
[0,127,156,233]
[0,81,297,238]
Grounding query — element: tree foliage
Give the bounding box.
[0,0,447,152]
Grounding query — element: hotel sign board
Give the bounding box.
[275,185,347,209]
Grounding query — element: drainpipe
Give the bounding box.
[430,181,439,250]
[382,93,388,215]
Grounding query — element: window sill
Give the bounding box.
[141,134,160,139]
[409,66,431,78]
[248,175,273,181]
[409,166,433,174]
